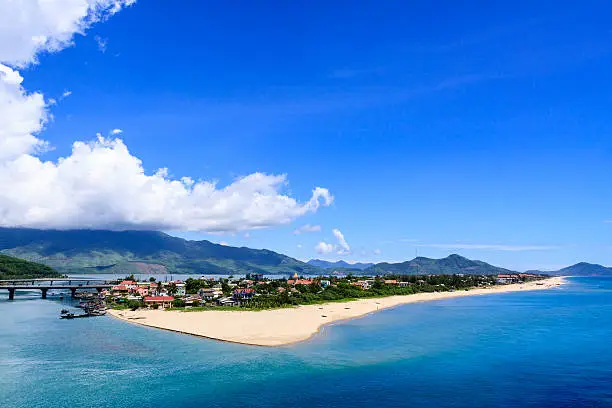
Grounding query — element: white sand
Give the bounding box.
[108,277,566,346]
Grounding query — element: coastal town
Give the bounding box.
[103,272,547,311]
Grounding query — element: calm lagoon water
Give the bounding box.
[1,277,611,407]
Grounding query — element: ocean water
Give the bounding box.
[1,277,611,408]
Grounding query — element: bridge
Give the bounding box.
[0,278,115,300]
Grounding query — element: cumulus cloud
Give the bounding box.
[315,242,335,254]
[332,228,350,254]
[0,0,135,67]
[0,65,50,161]
[293,224,321,234]
[111,128,123,135]
[315,228,350,255]
[0,136,333,231]
[0,0,334,233]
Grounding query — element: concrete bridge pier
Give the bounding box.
[96,287,103,293]
[41,288,48,299]
[71,288,77,298]
[8,288,15,300]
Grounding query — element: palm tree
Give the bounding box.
[166,282,178,296]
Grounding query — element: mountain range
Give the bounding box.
[0,227,610,277]
[529,262,612,277]
[0,228,319,276]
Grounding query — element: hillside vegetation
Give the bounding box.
[0,228,561,277]
[0,254,62,280]
[0,228,320,276]
[364,254,514,276]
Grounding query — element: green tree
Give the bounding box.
[127,299,142,310]
[166,282,178,296]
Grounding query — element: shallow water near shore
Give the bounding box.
[1,277,611,407]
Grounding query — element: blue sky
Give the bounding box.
[12,0,612,270]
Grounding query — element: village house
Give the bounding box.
[183,295,202,306]
[287,279,313,286]
[198,287,223,301]
[351,280,371,290]
[497,274,520,284]
[135,286,149,297]
[398,282,411,287]
[173,282,186,296]
[384,279,398,285]
[233,288,255,301]
[320,280,331,288]
[217,297,238,307]
[144,296,174,309]
[111,284,130,294]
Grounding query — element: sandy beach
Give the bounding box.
[108,277,566,346]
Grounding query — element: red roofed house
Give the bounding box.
[111,284,129,293]
[287,279,313,286]
[144,296,174,308]
[497,274,519,284]
[384,280,398,285]
[233,288,255,301]
[135,287,149,297]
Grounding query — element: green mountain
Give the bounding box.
[0,228,320,276]
[365,254,515,276]
[543,262,612,276]
[0,228,541,278]
[0,254,62,280]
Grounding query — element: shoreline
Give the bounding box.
[108,276,566,347]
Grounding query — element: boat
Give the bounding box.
[88,309,106,316]
[60,313,90,319]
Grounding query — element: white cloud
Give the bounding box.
[0,136,334,232]
[415,243,559,252]
[0,0,135,67]
[111,128,123,135]
[332,228,350,254]
[0,0,334,234]
[315,241,334,254]
[61,90,72,99]
[94,35,108,53]
[293,224,321,234]
[219,241,229,246]
[373,248,381,255]
[315,228,351,255]
[0,64,50,161]
[296,244,303,249]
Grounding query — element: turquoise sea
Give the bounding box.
[1,277,611,407]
